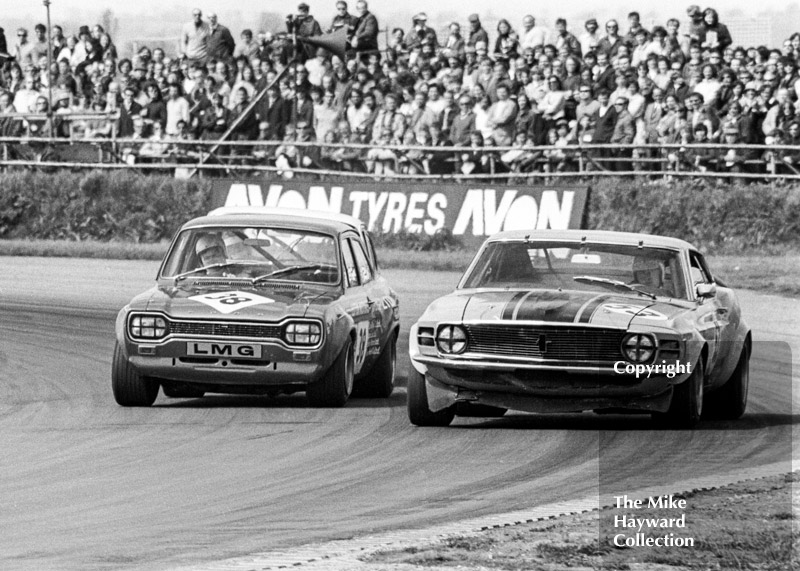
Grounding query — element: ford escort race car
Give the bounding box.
[112,210,399,407]
[408,230,751,428]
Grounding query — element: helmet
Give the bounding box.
[195,233,226,263]
[632,256,664,287]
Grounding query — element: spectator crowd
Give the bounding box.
[3,2,800,175]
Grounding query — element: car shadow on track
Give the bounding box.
[450,412,800,431]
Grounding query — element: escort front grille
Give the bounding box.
[463,324,625,362]
[169,320,282,339]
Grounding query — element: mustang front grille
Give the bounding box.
[463,324,625,363]
[169,321,283,339]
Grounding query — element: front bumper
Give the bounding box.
[414,355,689,414]
[124,338,329,387]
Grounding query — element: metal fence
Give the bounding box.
[2,134,800,182]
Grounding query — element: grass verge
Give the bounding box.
[366,472,798,570]
[0,239,797,297]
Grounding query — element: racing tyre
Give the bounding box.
[112,342,159,407]
[654,359,704,428]
[455,402,508,417]
[407,368,455,427]
[352,332,396,398]
[704,346,749,420]
[307,339,354,408]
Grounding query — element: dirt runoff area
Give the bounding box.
[356,472,798,571]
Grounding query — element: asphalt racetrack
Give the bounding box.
[0,257,797,571]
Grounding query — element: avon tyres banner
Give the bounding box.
[210,180,588,236]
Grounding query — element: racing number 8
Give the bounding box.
[207,293,251,305]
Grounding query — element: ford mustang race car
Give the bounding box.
[408,230,751,428]
[113,209,399,407]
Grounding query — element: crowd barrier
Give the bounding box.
[1,135,800,182]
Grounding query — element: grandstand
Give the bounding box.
[2,3,800,180]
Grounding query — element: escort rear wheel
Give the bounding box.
[307,339,354,407]
[111,342,159,407]
[407,369,455,427]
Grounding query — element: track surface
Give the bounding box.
[0,257,797,571]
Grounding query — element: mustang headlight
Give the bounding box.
[283,321,322,346]
[129,315,168,339]
[436,325,467,354]
[622,333,656,364]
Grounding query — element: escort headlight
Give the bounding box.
[621,333,656,364]
[283,321,322,346]
[436,325,467,354]
[129,315,168,339]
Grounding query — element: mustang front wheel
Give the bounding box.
[111,342,159,407]
[704,346,749,420]
[307,339,354,407]
[655,358,704,428]
[407,369,455,427]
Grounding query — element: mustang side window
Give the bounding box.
[689,252,712,285]
[350,238,374,285]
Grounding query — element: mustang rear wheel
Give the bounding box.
[704,346,749,420]
[307,339,354,407]
[654,358,704,428]
[353,331,396,398]
[407,368,455,427]
[111,342,159,407]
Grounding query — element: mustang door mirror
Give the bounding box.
[696,283,717,298]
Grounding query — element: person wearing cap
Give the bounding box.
[181,8,210,65]
[405,13,438,52]
[520,15,549,50]
[466,14,489,50]
[578,18,601,55]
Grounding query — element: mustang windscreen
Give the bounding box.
[160,227,340,284]
[461,242,687,299]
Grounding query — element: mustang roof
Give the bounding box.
[183,212,353,234]
[487,229,697,251]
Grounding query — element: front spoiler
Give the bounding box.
[418,358,682,414]
[127,355,326,386]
